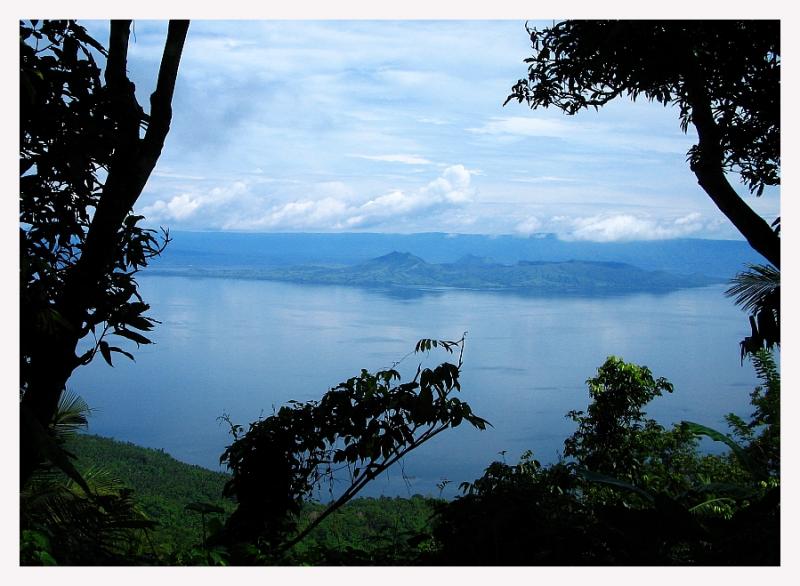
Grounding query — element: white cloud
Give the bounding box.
[149,194,200,220]
[345,164,476,228]
[140,181,249,224]
[551,212,708,242]
[511,175,580,184]
[152,171,208,181]
[376,68,453,88]
[243,197,352,230]
[140,165,475,232]
[418,116,449,125]
[350,154,434,165]
[515,216,543,236]
[468,116,575,138]
[111,21,762,241]
[468,113,692,155]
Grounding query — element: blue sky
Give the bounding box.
[79,18,780,242]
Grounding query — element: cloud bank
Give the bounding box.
[514,212,709,241]
[141,165,475,232]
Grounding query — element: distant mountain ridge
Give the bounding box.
[149,231,761,279]
[151,250,722,293]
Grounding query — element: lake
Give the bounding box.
[70,275,761,498]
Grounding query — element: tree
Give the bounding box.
[215,337,488,561]
[563,356,678,486]
[20,20,190,486]
[506,20,780,268]
[431,354,779,565]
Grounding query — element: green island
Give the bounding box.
[150,251,721,294]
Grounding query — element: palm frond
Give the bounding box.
[51,389,91,440]
[725,264,780,314]
[66,465,125,496]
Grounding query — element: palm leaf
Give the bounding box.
[577,468,655,503]
[51,389,91,440]
[725,264,779,314]
[680,421,761,479]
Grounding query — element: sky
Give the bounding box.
[76,18,781,242]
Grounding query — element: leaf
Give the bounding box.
[578,468,655,503]
[113,328,152,346]
[109,346,135,361]
[37,551,58,566]
[21,405,93,497]
[98,340,113,366]
[124,316,155,331]
[680,421,760,477]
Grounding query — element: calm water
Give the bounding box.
[70,276,760,498]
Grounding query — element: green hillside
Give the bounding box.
[65,434,234,556]
[65,434,438,563]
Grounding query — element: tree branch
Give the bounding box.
[281,423,450,553]
[142,20,190,162]
[682,57,780,268]
[105,20,131,89]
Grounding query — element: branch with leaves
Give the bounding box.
[217,335,489,552]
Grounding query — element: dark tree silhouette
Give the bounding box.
[506,20,780,268]
[216,337,488,559]
[20,20,190,486]
[726,263,780,360]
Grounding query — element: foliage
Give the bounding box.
[724,349,780,476]
[20,20,165,378]
[62,434,441,565]
[726,264,780,361]
[64,434,235,557]
[431,354,779,565]
[432,454,591,564]
[217,336,488,557]
[564,357,675,485]
[506,20,778,193]
[285,495,439,565]
[20,394,157,565]
[19,18,189,487]
[506,20,780,268]
[25,350,779,566]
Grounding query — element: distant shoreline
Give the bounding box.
[142,255,725,297]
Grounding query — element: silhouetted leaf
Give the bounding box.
[112,329,152,346]
[98,340,113,366]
